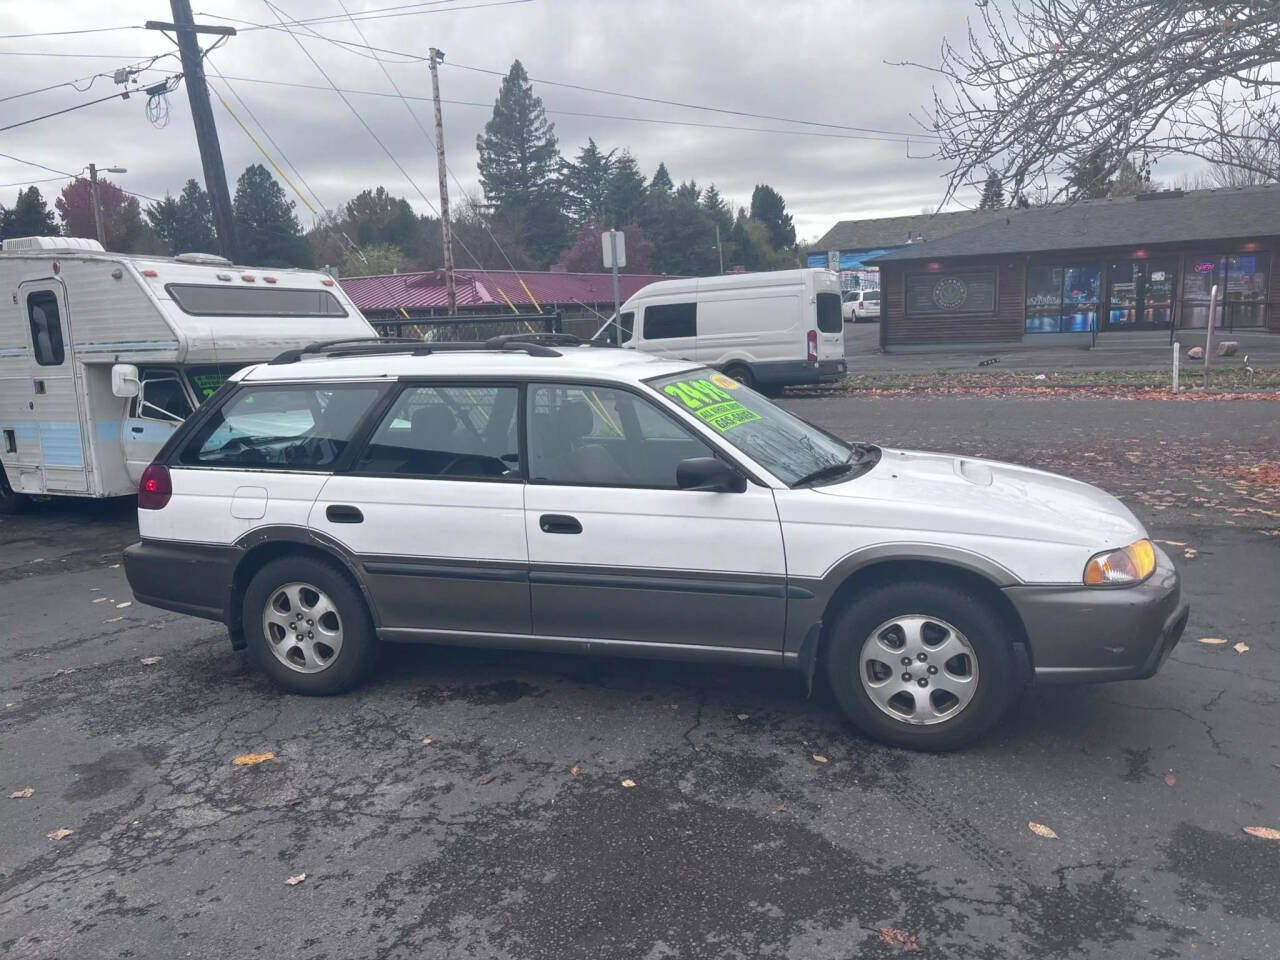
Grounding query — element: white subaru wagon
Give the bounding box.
[124,336,1188,750]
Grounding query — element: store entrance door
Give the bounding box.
[1105,259,1178,332]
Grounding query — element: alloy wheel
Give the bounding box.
[859,615,979,725]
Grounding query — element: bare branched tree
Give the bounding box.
[904,1,1280,204]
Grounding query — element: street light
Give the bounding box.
[87,163,128,247]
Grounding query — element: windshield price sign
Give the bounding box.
[662,376,761,433]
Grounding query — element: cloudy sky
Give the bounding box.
[5,1,1013,241]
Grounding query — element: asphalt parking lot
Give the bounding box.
[2,392,1278,959]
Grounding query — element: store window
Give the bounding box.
[1180,253,1269,329]
[1025,262,1100,333]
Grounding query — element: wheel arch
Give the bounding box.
[808,552,1033,678]
[226,527,378,649]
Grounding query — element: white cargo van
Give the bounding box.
[0,236,376,512]
[599,268,847,393]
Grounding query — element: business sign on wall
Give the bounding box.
[906,270,997,315]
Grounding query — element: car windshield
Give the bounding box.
[184,364,240,402]
[648,368,870,486]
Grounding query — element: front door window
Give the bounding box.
[1106,259,1178,331]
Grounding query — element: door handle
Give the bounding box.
[326,504,364,524]
[130,426,144,434]
[539,513,582,534]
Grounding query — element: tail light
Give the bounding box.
[807,329,818,364]
[138,463,172,510]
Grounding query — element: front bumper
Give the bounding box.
[1003,546,1188,684]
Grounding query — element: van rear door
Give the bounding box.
[814,288,846,362]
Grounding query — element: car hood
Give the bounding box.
[813,447,1145,549]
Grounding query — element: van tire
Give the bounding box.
[241,555,379,695]
[722,363,754,389]
[0,464,28,515]
[824,579,1016,751]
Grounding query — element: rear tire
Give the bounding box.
[0,464,28,515]
[722,363,755,389]
[241,555,379,695]
[825,579,1016,751]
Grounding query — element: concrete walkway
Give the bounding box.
[844,322,1280,373]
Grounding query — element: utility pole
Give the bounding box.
[86,164,127,247]
[146,2,238,261]
[427,48,457,314]
[715,222,724,274]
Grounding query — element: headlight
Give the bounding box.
[1084,538,1157,586]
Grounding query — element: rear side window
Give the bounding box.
[355,385,520,480]
[181,384,380,470]
[643,302,696,340]
[27,291,65,365]
[165,284,347,317]
[865,291,880,302]
[816,292,843,333]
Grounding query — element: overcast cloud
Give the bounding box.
[2,1,1051,241]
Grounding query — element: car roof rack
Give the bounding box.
[486,332,615,349]
[269,337,562,364]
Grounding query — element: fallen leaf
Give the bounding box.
[140,656,162,665]
[421,737,433,745]
[1233,642,1250,654]
[9,787,34,799]
[736,713,750,721]
[1243,826,1280,840]
[1154,539,1187,547]
[103,617,123,623]
[812,754,829,764]
[1183,548,1198,559]
[620,778,636,788]
[109,563,120,568]
[47,828,72,841]
[479,775,492,785]
[1028,821,1058,839]
[876,927,920,951]
[1164,773,1176,787]
[52,667,75,677]
[92,597,107,603]
[570,765,579,777]
[232,752,275,766]
[1196,637,1228,645]
[284,872,307,886]
[115,602,132,609]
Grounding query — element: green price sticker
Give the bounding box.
[663,378,761,433]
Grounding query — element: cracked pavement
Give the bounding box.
[2,394,1278,959]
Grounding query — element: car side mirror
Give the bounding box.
[676,457,746,493]
[111,363,140,398]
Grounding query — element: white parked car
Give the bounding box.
[123,336,1187,750]
[842,288,880,322]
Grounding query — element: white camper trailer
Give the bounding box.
[0,236,377,512]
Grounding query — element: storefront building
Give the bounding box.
[869,186,1279,349]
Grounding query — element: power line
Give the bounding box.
[0,84,172,135]
[0,151,162,204]
[0,49,163,59]
[0,174,70,189]
[0,25,142,40]
[210,9,938,140]
[177,72,922,144]
[211,0,536,33]
[0,54,177,105]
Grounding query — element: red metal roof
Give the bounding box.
[340,268,675,314]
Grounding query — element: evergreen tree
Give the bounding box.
[475,60,565,264]
[675,179,700,203]
[232,164,311,267]
[649,162,673,194]
[748,184,795,249]
[604,151,647,228]
[344,187,417,249]
[1066,147,1114,200]
[701,183,736,270]
[560,139,615,225]
[147,179,216,254]
[56,178,149,251]
[1108,156,1153,197]
[978,170,1005,209]
[0,186,58,239]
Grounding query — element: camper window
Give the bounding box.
[136,372,193,424]
[165,284,348,318]
[643,302,697,340]
[27,291,65,366]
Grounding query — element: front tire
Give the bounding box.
[241,555,379,695]
[825,579,1016,750]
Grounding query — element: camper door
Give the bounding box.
[17,279,89,493]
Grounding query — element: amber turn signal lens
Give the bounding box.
[1084,539,1157,586]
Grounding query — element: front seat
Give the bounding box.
[403,404,458,474]
[559,400,627,485]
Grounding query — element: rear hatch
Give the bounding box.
[814,275,846,360]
